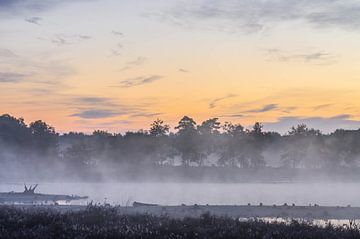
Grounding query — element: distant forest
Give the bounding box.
[1,113,360,174]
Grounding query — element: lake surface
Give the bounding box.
[1,182,359,207]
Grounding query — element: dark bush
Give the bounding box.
[0,205,359,239]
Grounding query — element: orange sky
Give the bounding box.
[1,0,360,134]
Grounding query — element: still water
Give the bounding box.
[0,182,359,207]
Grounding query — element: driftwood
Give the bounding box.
[23,184,38,194]
[133,201,158,207]
[0,184,88,204]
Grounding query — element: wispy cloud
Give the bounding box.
[218,114,245,118]
[179,68,189,73]
[0,72,27,83]
[49,34,92,46]
[51,36,70,46]
[110,49,121,57]
[67,95,160,120]
[282,106,297,113]
[0,48,17,58]
[66,97,124,113]
[72,97,115,105]
[70,109,124,119]
[109,31,125,57]
[130,112,163,118]
[119,57,147,70]
[0,0,50,13]
[73,97,111,104]
[127,57,147,66]
[313,104,332,110]
[119,75,163,88]
[111,30,124,36]
[209,94,237,109]
[0,50,76,86]
[96,119,131,126]
[243,104,278,113]
[78,35,92,40]
[110,43,124,57]
[266,49,338,65]
[0,0,94,16]
[160,0,360,33]
[25,16,42,25]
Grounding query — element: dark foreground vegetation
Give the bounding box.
[2,113,360,181]
[0,206,359,239]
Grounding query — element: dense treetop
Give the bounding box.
[1,113,360,171]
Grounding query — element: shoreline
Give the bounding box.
[5,204,360,220]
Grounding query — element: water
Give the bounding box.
[1,182,360,207]
[254,217,360,227]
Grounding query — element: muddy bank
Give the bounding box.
[6,204,360,220]
[119,205,360,220]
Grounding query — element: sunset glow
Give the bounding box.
[1,0,360,133]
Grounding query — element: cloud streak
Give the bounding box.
[243,104,278,113]
[0,0,94,16]
[162,0,360,33]
[0,50,76,88]
[313,104,332,110]
[70,109,123,119]
[111,30,124,36]
[0,48,17,58]
[179,68,189,73]
[119,57,147,70]
[50,34,92,46]
[119,75,163,88]
[0,72,27,83]
[51,36,70,46]
[130,112,163,118]
[209,94,237,109]
[126,57,147,66]
[217,114,245,118]
[25,16,42,25]
[67,95,161,121]
[266,49,338,65]
[74,97,112,104]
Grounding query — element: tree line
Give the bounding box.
[1,113,360,170]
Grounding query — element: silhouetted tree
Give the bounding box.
[175,116,200,165]
[0,114,31,160]
[219,122,246,167]
[246,122,266,168]
[197,118,221,166]
[149,119,170,137]
[324,129,360,168]
[148,119,173,165]
[29,120,59,160]
[281,124,322,168]
[64,142,93,169]
[2,113,360,175]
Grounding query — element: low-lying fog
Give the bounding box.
[1,182,360,207]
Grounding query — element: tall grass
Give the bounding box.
[0,205,359,239]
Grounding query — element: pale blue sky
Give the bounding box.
[1,0,360,134]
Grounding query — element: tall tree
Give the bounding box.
[29,120,59,159]
[148,119,173,165]
[195,118,222,166]
[219,122,246,167]
[0,114,31,161]
[149,119,170,137]
[174,116,200,165]
[246,122,266,168]
[281,124,322,168]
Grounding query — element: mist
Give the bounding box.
[2,114,360,206]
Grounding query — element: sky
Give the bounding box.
[1,0,360,134]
